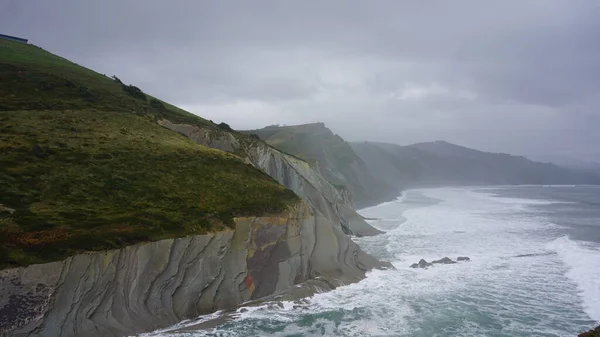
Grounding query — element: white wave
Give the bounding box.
[547,236,600,322]
[469,189,574,206]
[144,186,597,336]
[358,191,404,213]
[138,309,227,336]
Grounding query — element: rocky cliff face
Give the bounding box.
[1,203,389,337]
[244,123,398,208]
[158,120,381,237]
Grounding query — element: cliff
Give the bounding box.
[0,38,389,337]
[158,120,382,237]
[1,203,389,337]
[244,123,397,208]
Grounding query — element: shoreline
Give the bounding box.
[358,189,442,234]
[152,196,417,335]
[150,190,437,335]
[358,190,405,213]
[157,187,599,336]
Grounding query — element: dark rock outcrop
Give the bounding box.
[431,257,457,265]
[410,257,471,268]
[410,259,433,269]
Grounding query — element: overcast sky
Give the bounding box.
[2,1,599,160]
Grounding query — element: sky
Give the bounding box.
[2,1,599,161]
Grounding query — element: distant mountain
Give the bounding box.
[243,123,397,208]
[351,141,600,191]
[525,153,600,171]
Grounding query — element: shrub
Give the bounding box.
[111,75,123,84]
[76,86,97,101]
[122,84,146,100]
[218,122,233,131]
[249,133,261,140]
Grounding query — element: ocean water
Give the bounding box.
[144,186,600,337]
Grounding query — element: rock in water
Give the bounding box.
[411,256,470,268]
[431,257,457,264]
[419,259,432,268]
[410,259,433,269]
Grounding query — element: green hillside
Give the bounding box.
[245,123,397,208]
[0,40,298,269]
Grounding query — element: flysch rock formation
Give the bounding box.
[1,203,390,337]
[157,120,381,237]
[409,257,470,269]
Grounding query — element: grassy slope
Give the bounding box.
[0,40,298,269]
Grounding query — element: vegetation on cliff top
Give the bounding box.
[580,326,600,337]
[0,39,299,269]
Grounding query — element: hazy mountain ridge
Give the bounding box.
[351,141,600,191]
[525,153,600,171]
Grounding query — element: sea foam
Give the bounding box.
[547,236,600,322]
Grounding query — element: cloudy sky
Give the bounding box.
[2,1,599,160]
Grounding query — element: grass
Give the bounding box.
[0,40,299,269]
[0,39,212,126]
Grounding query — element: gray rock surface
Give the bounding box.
[158,120,381,237]
[410,257,468,269]
[410,259,433,269]
[0,203,390,337]
[431,257,457,265]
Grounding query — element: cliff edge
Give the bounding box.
[0,39,389,337]
[158,120,382,237]
[1,203,389,337]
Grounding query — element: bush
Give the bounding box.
[113,76,146,100]
[76,86,97,102]
[111,75,123,84]
[249,133,261,140]
[218,122,233,131]
[149,98,165,110]
[122,84,146,100]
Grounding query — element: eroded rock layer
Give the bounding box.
[1,203,389,337]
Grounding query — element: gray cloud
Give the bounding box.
[2,0,600,160]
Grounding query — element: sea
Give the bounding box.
[143,185,600,337]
